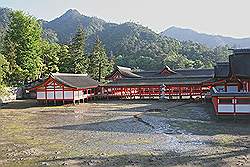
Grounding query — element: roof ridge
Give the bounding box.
[52,73,88,77]
[175,68,213,71]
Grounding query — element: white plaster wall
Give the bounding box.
[236,105,250,113]
[64,91,73,99]
[47,92,54,99]
[74,91,79,100]
[37,92,45,99]
[218,104,234,113]
[55,91,63,99]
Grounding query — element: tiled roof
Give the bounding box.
[134,68,214,78]
[214,62,230,78]
[175,69,214,76]
[51,73,99,88]
[106,65,215,86]
[230,51,250,78]
[106,75,211,87]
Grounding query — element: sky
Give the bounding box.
[0,0,250,38]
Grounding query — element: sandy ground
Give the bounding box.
[0,99,249,167]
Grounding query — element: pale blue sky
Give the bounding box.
[0,0,249,38]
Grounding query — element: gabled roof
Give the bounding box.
[118,69,142,78]
[160,65,176,75]
[106,66,142,79]
[51,73,99,88]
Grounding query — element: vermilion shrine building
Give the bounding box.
[103,66,213,99]
[30,73,99,104]
[30,49,250,116]
[211,49,250,115]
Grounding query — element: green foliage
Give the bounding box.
[91,22,230,70]
[42,29,58,43]
[0,53,8,83]
[41,41,60,76]
[0,8,233,88]
[57,44,70,73]
[68,28,89,74]
[88,38,113,82]
[0,53,9,95]
[164,51,193,69]
[3,11,43,85]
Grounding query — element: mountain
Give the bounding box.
[0,8,11,52]
[161,26,250,48]
[42,9,114,43]
[0,8,231,70]
[0,8,11,30]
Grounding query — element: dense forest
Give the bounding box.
[0,9,113,94]
[0,8,231,94]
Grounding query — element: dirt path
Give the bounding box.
[0,100,249,166]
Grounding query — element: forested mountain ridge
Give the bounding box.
[41,9,231,70]
[161,26,250,48]
[0,8,231,70]
[0,8,11,52]
[42,9,113,43]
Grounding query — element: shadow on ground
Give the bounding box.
[41,146,249,167]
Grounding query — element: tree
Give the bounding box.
[164,50,193,69]
[68,28,89,74]
[88,38,113,82]
[3,11,43,85]
[40,41,60,76]
[58,45,70,73]
[0,53,9,95]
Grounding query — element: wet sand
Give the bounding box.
[0,100,249,166]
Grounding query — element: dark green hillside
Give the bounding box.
[42,9,109,43]
[0,8,231,70]
[0,8,11,52]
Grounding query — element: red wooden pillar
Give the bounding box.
[212,96,219,115]
[45,83,47,105]
[179,86,182,100]
[62,84,65,104]
[53,80,56,105]
[248,81,250,92]
[149,87,152,99]
[224,82,227,92]
[199,85,202,98]
[90,89,92,100]
[169,86,172,100]
[190,86,192,99]
[121,87,123,99]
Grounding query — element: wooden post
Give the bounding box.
[129,87,132,99]
[179,86,182,100]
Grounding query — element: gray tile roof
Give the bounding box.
[230,51,250,78]
[106,66,214,86]
[52,73,99,88]
[175,69,214,77]
[106,75,212,87]
[214,62,230,78]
